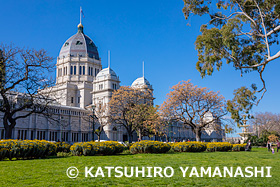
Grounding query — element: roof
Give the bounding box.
[131,77,152,89]
[96,67,118,80]
[59,23,99,60]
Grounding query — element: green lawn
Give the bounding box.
[0,148,279,186]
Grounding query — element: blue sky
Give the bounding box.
[1,0,280,135]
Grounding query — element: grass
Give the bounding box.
[0,148,279,186]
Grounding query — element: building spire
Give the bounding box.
[108,50,111,69]
[143,61,145,78]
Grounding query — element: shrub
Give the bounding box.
[0,139,57,160]
[57,152,72,157]
[70,141,125,156]
[130,140,171,154]
[170,142,207,152]
[232,144,246,151]
[56,142,71,153]
[206,142,233,152]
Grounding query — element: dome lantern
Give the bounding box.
[77,23,84,33]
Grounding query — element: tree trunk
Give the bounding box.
[97,135,101,142]
[3,116,15,139]
[195,128,202,142]
[128,131,133,143]
[4,125,13,139]
[138,129,142,141]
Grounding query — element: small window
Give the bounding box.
[89,41,94,47]
[83,66,85,75]
[79,66,82,75]
[70,66,73,75]
[113,83,117,90]
[64,42,69,47]
[71,97,74,103]
[77,97,80,103]
[99,84,103,90]
[76,41,83,45]
[74,66,76,75]
[88,67,90,75]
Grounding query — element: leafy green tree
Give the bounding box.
[182,0,280,124]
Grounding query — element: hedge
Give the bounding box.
[206,142,233,152]
[170,142,207,152]
[70,141,125,156]
[130,140,171,154]
[232,144,246,151]
[0,139,57,160]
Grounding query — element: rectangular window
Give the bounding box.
[0,129,4,139]
[71,97,74,103]
[99,84,103,90]
[66,132,69,141]
[61,132,69,142]
[49,131,57,141]
[79,66,82,75]
[31,130,34,140]
[82,133,89,142]
[70,66,73,75]
[74,66,76,75]
[83,66,85,75]
[77,97,80,103]
[65,67,67,75]
[88,67,90,75]
[95,68,97,76]
[17,130,27,140]
[17,130,20,139]
[72,133,79,142]
[90,67,93,76]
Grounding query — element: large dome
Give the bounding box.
[59,24,99,60]
[131,77,152,89]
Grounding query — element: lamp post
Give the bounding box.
[90,105,96,141]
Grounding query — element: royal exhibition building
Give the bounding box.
[0,22,225,143]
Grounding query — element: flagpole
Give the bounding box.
[80,6,82,24]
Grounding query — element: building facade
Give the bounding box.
[0,23,225,143]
